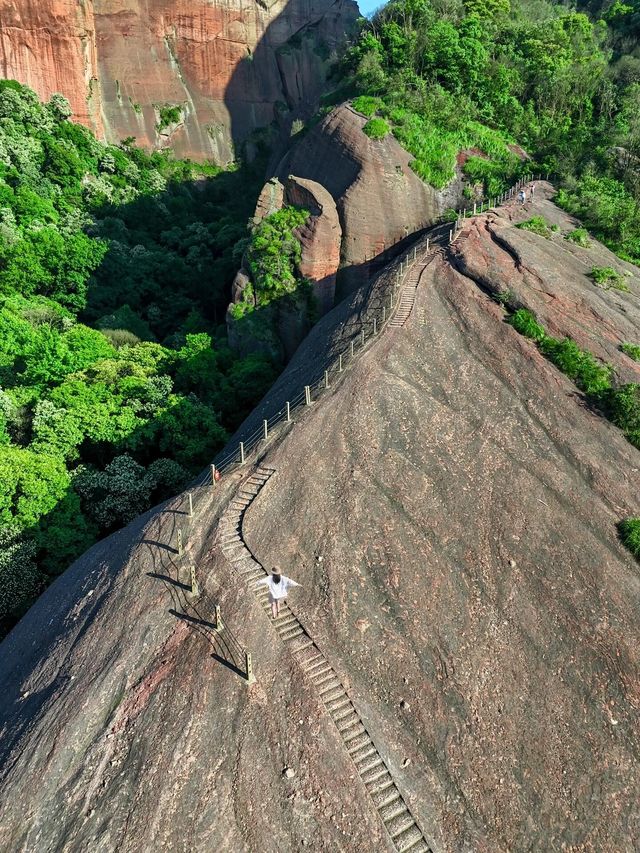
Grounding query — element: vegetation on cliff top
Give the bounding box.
[0,80,279,635]
[343,0,640,259]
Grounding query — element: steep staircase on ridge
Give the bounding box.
[219,465,433,853]
[390,249,441,328]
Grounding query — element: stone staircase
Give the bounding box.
[390,248,443,328]
[219,465,433,853]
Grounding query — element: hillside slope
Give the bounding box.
[0,187,639,852]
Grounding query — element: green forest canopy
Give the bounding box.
[344,0,640,260]
[0,81,281,634]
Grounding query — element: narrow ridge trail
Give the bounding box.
[390,249,444,328]
[219,467,433,853]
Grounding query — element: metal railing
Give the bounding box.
[207,172,541,480]
[140,170,541,681]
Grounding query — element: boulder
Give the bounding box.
[275,104,461,292]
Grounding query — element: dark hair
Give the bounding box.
[272,568,281,583]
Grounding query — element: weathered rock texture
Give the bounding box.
[1,187,639,851]
[0,0,358,162]
[284,175,342,314]
[275,104,466,292]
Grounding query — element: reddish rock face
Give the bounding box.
[0,0,103,133]
[284,175,342,315]
[0,0,358,162]
[276,104,466,292]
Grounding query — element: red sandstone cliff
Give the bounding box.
[0,0,358,162]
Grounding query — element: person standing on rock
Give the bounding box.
[254,568,301,619]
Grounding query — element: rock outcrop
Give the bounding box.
[0,0,358,162]
[275,104,465,292]
[228,174,341,360]
[1,188,639,851]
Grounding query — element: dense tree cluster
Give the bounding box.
[0,81,278,634]
[345,0,640,258]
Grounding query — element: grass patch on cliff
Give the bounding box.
[566,227,591,248]
[155,104,182,131]
[352,96,381,117]
[363,118,390,139]
[621,342,640,361]
[507,309,640,449]
[517,216,553,239]
[590,266,629,292]
[618,519,640,560]
[508,308,546,341]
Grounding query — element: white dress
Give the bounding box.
[255,575,301,602]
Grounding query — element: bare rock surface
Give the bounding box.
[0,0,358,162]
[1,190,639,851]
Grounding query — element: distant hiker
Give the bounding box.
[255,568,301,619]
[518,189,526,204]
[530,183,535,198]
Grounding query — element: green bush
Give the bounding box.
[539,337,612,394]
[363,118,390,139]
[590,266,629,291]
[156,104,182,131]
[517,216,552,239]
[566,228,590,248]
[618,519,640,559]
[508,309,547,341]
[603,383,640,448]
[246,207,309,304]
[621,342,640,361]
[352,96,381,117]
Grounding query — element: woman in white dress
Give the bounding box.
[255,568,302,619]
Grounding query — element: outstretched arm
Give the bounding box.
[254,577,270,587]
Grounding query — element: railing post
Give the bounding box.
[177,529,183,557]
[339,354,343,372]
[473,202,477,215]
[361,328,365,346]
[373,317,377,334]
[426,237,429,252]
[188,492,193,518]
[324,370,329,389]
[286,401,291,422]
[190,564,199,597]
[245,651,255,684]
[305,385,311,405]
[239,441,245,464]
[382,306,386,323]
[413,246,417,259]
[263,419,268,440]
[215,604,223,631]
[449,229,453,243]
[211,463,216,486]
[350,340,355,357]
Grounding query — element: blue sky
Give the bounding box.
[358,0,384,16]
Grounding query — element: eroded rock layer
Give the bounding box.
[275,104,464,292]
[0,0,358,162]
